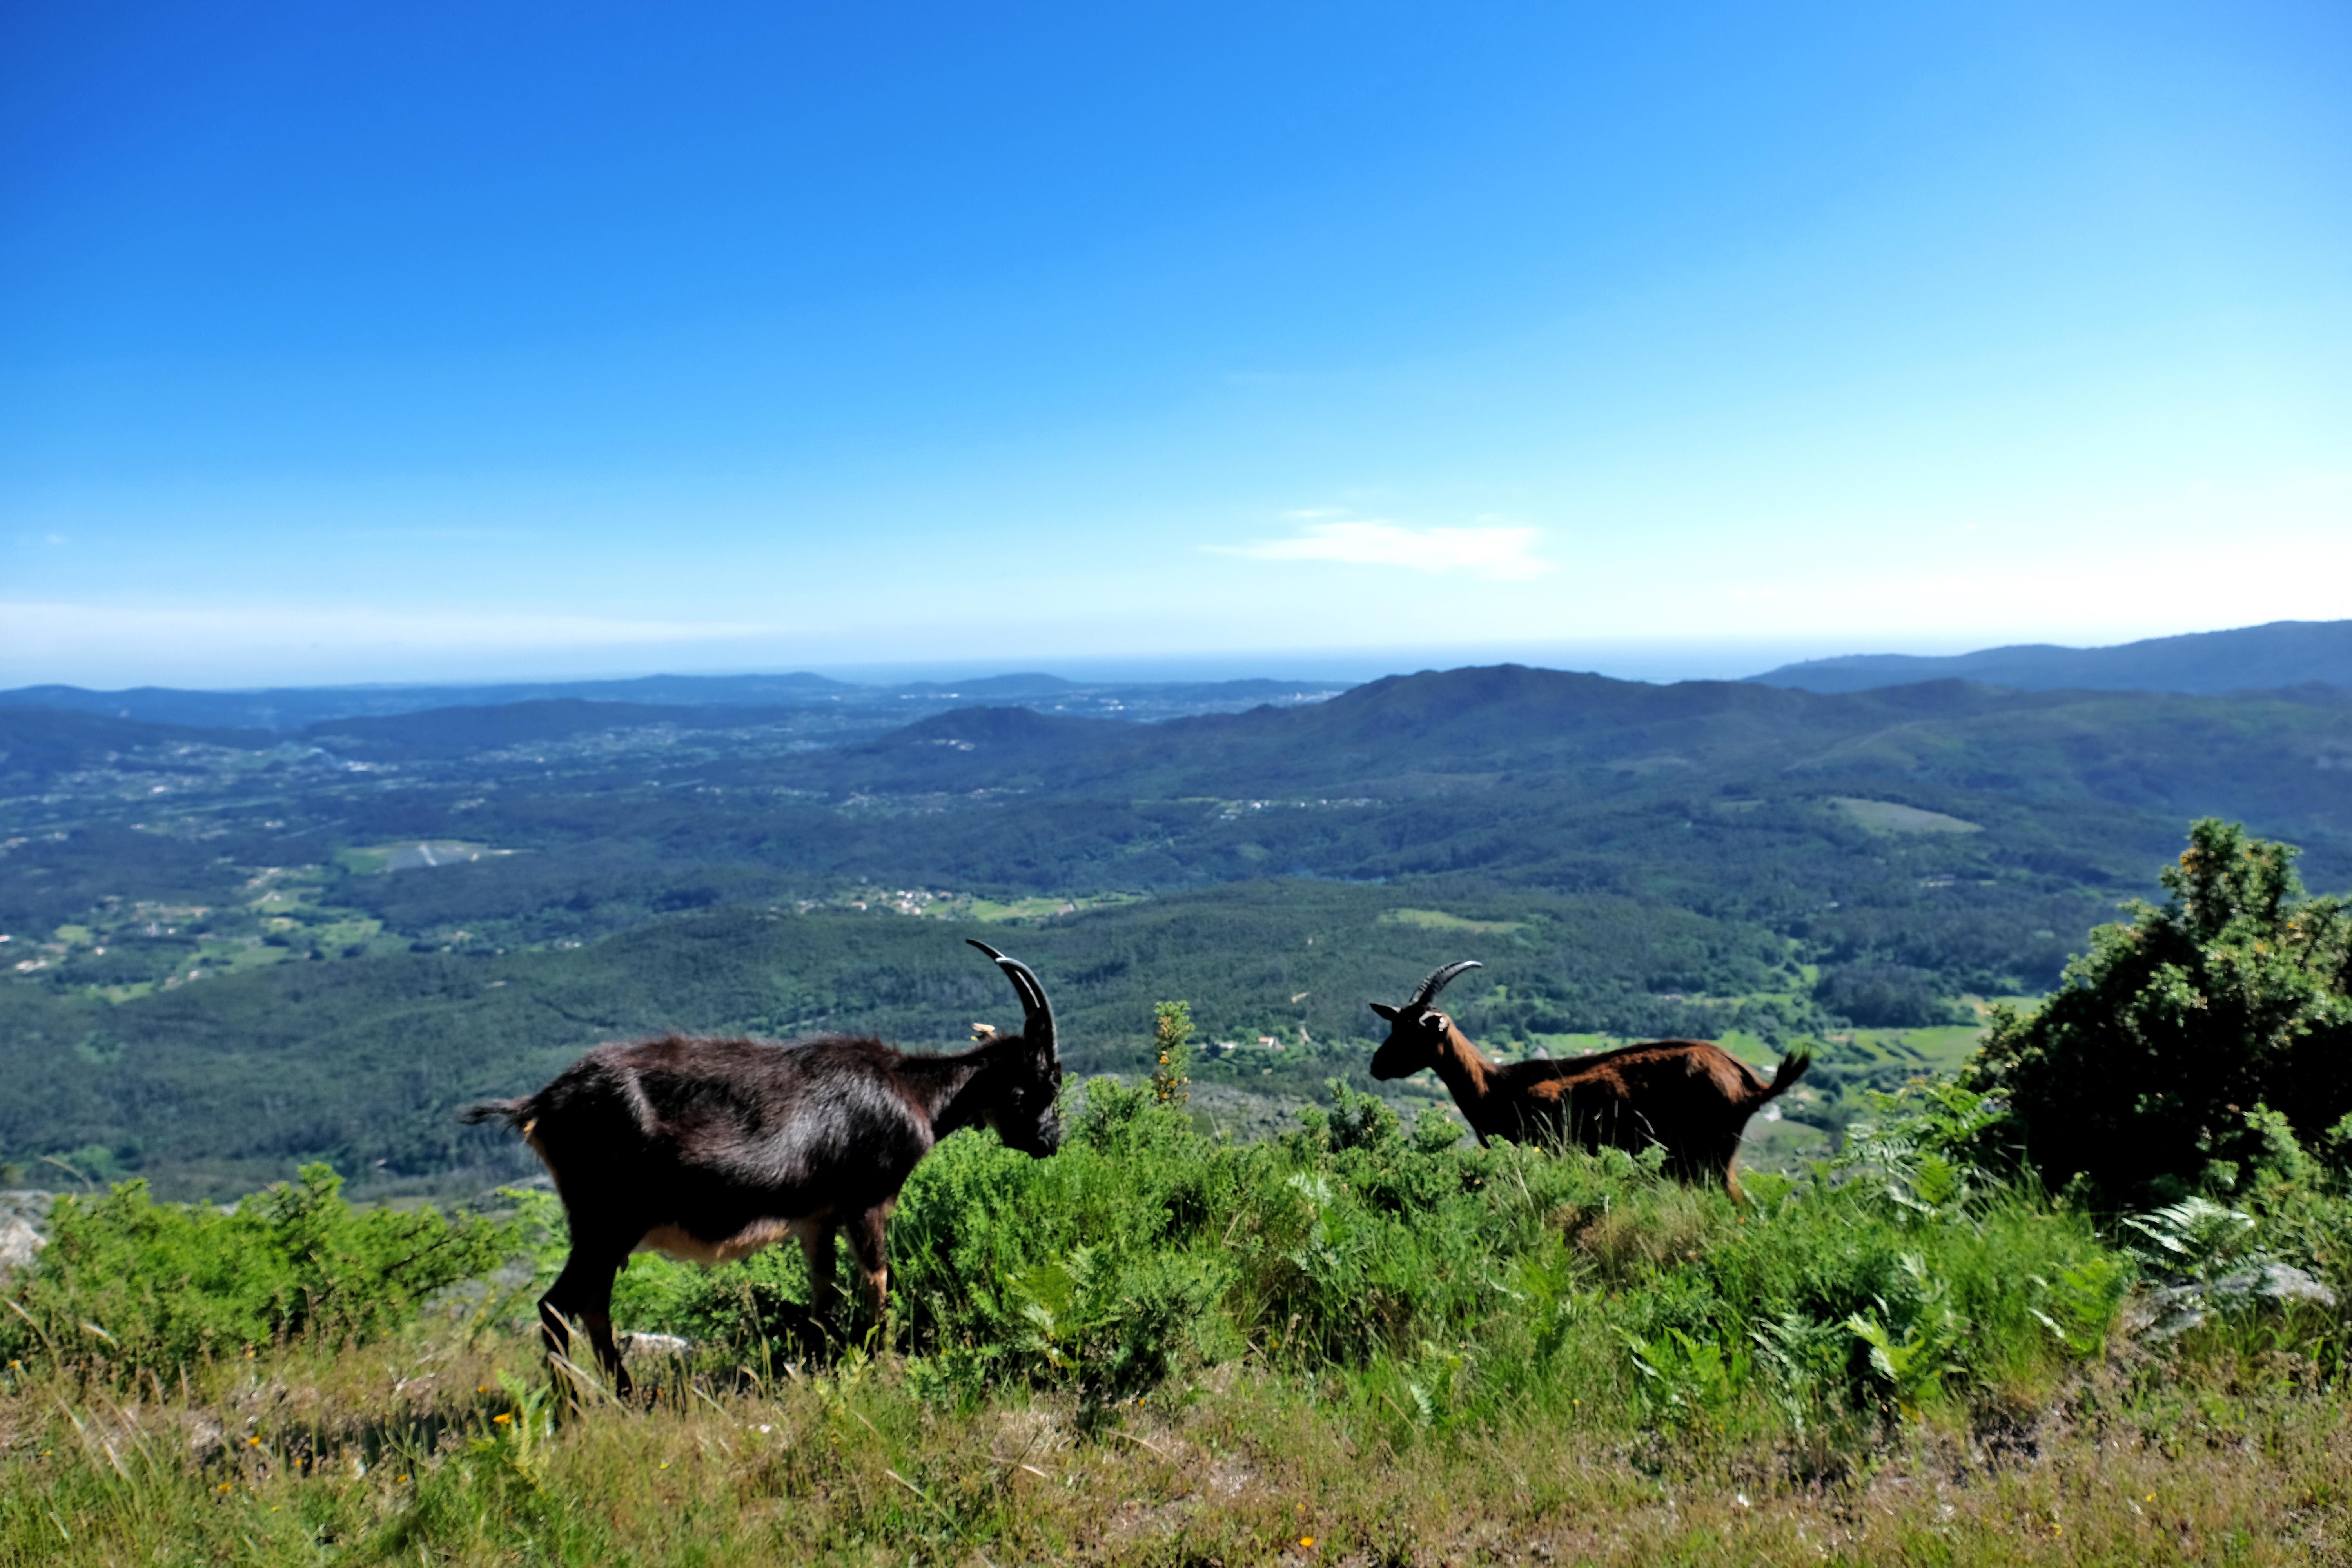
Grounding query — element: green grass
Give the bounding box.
[4,1083,2346,1566]
[1830,1022,1989,1072]
[1376,907,1530,936]
[1826,796,1985,834]
[953,891,1149,922]
[5,1328,2347,1566]
[333,842,501,876]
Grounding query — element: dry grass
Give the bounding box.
[4,1320,2345,1566]
[1563,1186,1728,1283]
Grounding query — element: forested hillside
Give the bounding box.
[3,662,2348,1196]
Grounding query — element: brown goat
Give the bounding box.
[1368,960,1808,1200]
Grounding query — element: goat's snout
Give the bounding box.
[1009,1112,1063,1158]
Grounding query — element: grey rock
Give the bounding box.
[0,1216,42,1279]
[2218,1261,2338,1306]
[622,1332,692,1363]
[2142,1261,2339,1339]
[0,1193,52,1281]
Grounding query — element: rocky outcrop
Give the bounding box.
[2141,1261,2340,1339]
[0,1191,53,1281]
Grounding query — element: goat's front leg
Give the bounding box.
[845,1200,895,1329]
[793,1218,840,1321]
[539,1241,633,1399]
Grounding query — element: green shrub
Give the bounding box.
[1967,818,2352,1203]
[0,1164,511,1375]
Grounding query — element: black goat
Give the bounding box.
[459,939,1063,1392]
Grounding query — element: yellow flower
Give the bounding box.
[248,1437,261,1446]
[1300,1537,1316,1549]
[493,1412,512,1425]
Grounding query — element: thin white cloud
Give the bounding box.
[1212,519,1552,581]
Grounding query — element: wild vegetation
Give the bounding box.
[4,1067,2349,1563]
[1971,817,2352,1204]
[4,820,2352,1561]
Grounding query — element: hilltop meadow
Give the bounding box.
[0,945,2347,1564]
[3,1057,2349,1565]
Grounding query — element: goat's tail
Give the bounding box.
[457,1095,536,1131]
[1757,1050,1811,1103]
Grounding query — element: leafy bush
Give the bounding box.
[0,1164,511,1375]
[1967,818,2352,1202]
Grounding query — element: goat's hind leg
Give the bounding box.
[539,1240,635,1401]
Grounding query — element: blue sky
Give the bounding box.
[3,0,2348,687]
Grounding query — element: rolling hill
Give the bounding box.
[5,659,2350,1197]
[1746,618,2352,695]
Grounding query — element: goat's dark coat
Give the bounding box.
[461,942,1061,1393]
[1369,960,1808,1200]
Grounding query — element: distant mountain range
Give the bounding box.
[0,671,1344,731]
[9,661,2347,868]
[1746,619,2352,695]
[7,619,2344,728]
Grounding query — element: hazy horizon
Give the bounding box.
[0,636,1868,694]
[3,621,2325,697]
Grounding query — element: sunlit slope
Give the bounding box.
[760,668,2352,835]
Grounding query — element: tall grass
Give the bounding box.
[2,1291,2345,1564]
[584,1078,2130,1444]
[5,1078,2348,1563]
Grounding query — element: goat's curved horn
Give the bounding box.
[1407,959,1483,1007]
[966,939,1057,1059]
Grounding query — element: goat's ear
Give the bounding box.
[1368,1002,1399,1022]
